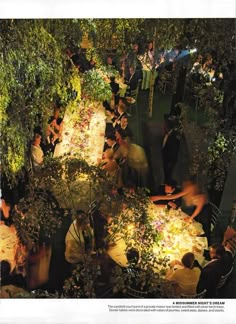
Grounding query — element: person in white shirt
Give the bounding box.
[166,252,201,297]
[31,133,44,171]
[65,210,95,265]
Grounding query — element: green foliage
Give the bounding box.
[1,18,235,188]
[208,131,236,191]
[14,154,169,297]
[63,256,101,298]
[179,102,236,191]
[91,19,144,51]
[85,47,103,66]
[28,156,115,213]
[186,19,235,60]
[110,264,174,298]
[106,189,170,277]
[0,20,66,186]
[82,69,112,102]
[12,188,62,249]
[198,84,224,118]
[42,19,84,51]
[19,289,60,298]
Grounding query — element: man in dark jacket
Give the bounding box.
[154,179,182,209]
[197,243,233,297]
[110,76,120,106]
[125,66,140,96]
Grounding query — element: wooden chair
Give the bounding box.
[216,267,233,290]
[130,88,139,101]
[229,198,236,226]
[223,226,236,258]
[181,289,207,299]
[225,237,236,258]
[162,71,173,94]
[209,201,222,232]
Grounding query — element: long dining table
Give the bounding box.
[52,100,107,210]
[0,224,18,271]
[107,204,208,273]
[53,100,106,165]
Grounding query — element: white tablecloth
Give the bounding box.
[54,101,106,165]
[107,204,207,271]
[0,224,18,271]
[53,100,106,210]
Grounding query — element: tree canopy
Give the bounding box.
[0,18,235,187]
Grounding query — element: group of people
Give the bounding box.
[0,198,28,297]
[149,176,235,297]
[101,94,149,189]
[151,177,212,245]
[5,43,234,299]
[30,106,64,172]
[166,243,233,297]
[190,53,220,85]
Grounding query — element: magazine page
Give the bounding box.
[0,1,235,323]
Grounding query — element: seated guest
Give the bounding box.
[196,243,233,297]
[114,128,129,147]
[190,54,203,84]
[99,149,119,174]
[166,252,201,297]
[0,260,27,298]
[103,100,113,113]
[113,129,129,166]
[113,129,131,186]
[31,133,44,171]
[222,226,236,256]
[99,149,123,189]
[65,210,95,265]
[0,198,13,226]
[106,56,117,69]
[116,115,133,139]
[104,133,120,153]
[154,179,181,209]
[103,77,119,113]
[150,177,212,245]
[41,127,55,156]
[112,102,128,129]
[47,107,64,146]
[110,76,120,106]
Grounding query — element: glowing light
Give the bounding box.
[190,48,197,54]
